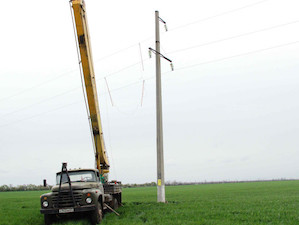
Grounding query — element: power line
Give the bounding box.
[1,87,80,118]
[0,47,143,103]
[173,40,299,72]
[0,0,271,103]
[0,59,149,117]
[169,0,269,32]
[139,43,145,72]
[0,100,81,128]
[0,81,142,127]
[141,80,145,106]
[95,43,139,62]
[104,77,114,106]
[103,93,118,180]
[128,0,271,46]
[167,19,299,55]
[0,69,77,103]
[112,40,299,84]
[0,46,142,104]
[105,59,150,79]
[2,40,299,126]
[0,78,148,127]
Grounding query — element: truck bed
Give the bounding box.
[103,182,122,194]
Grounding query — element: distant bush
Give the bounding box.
[0,184,52,192]
[123,178,298,188]
[1,178,296,191]
[123,182,156,188]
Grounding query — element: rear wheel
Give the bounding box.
[90,200,103,225]
[112,197,118,209]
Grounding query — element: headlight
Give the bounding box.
[42,201,49,208]
[86,197,92,204]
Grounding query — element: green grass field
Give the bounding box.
[1,181,299,225]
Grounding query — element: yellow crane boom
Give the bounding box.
[71,0,109,177]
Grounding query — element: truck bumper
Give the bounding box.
[40,205,96,214]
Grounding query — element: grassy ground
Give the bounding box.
[0,181,299,224]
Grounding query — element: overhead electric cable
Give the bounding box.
[173,40,299,71]
[95,43,138,62]
[140,80,145,106]
[167,19,299,55]
[0,100,81,128]
[105,59,150,78]
[2,39,299,126]
[169,0,269,32]
[103,94,118,180]
[104,77,114,106]
[139,43,145,71]
[0,0,268,102]
[1,87,79,118]
[0,59,150,117]
[0,0,271,103]
[0,69,77,103]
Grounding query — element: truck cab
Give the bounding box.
[40,168,121,225]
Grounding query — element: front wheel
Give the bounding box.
[90,200,103,225]
[44,214,55,225]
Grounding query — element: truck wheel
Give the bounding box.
[91,200,103,224]
[112,197,118,209]
[44,214,55,225]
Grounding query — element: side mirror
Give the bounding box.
[43,179,47,187]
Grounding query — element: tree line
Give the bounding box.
[124,178,298,188]
[0,178,296,192]
[0,184,52,192]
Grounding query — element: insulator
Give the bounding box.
[170,63,174,71]
[149,50,152,58]
[164,24,168,32]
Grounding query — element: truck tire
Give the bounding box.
[44,214,55,225]
[112,196,118,209]
[91,200,103,224]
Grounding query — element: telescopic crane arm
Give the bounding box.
[70,0,110,177]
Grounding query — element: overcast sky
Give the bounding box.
[1,0,299,186]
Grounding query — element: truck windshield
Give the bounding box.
[56,171,96,184]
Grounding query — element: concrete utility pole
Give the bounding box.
[149,11,172,203]
[155,10,165,203]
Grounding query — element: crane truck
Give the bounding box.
[40,1,122,224]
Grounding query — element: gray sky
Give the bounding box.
[1,0,299,186]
